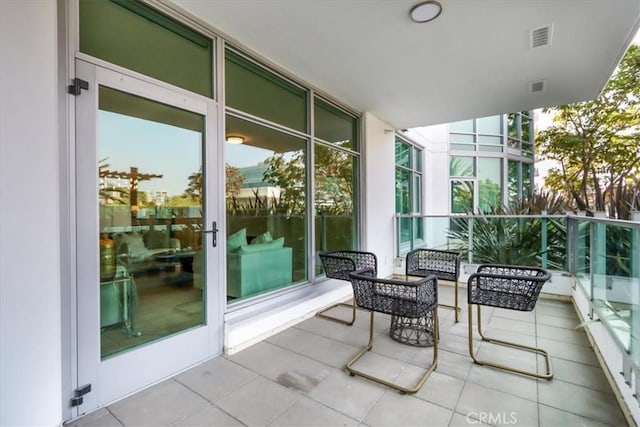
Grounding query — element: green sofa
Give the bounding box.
[225,228,293,298]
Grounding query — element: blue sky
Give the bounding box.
[99,110,201,197]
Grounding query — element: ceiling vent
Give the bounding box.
[530,80,545,93]
[530,25,552,48]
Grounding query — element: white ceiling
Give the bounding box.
[173,0,640,130]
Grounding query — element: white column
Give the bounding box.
[0,2,62,425]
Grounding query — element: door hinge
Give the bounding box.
[70,383,92,407]
[68,78,89,96]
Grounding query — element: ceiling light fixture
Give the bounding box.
[226,136,244,144]
[409,1,443,23]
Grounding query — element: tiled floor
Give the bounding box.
[69,286,629,426]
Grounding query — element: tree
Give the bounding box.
[262,151,306,215]
[184,168,203,203]
[536,45,640,219]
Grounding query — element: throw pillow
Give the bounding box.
[121,233,150,260]
[227,228,247,252]
[250,231,273,245]
[237,237,285,254]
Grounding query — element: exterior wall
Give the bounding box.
[403,125,450,215]
[0,2,63,426]
[363,113,396,277]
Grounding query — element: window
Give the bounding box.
[395,138,423,247]
[449,115,504,153]
[225,50,307,133]
[80,0,213,97]
[225,47,360,299]
[314,99,359,273]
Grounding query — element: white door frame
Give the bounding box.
[74,58,223,413]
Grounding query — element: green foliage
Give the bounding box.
[262,152,306,215]
[536,45,640,219]
[448,192,568,269]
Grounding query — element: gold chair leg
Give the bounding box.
[346,311,438,394]
[468,304,553,380]
[438,280,461,322]
[317,299,357,326]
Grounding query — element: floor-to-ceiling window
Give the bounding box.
[395,137,423,249]
[314,98,359,273]
[224,48,361,301]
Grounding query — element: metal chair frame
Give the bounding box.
[317,251,377,326]
[467,264,553,379]
[406,248,462,322]
[346,270,439,394]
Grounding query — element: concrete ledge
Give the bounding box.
[224,279,352,355]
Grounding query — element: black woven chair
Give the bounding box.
[406,248,462,322]
[346,269,438,394]
[467,264,553,379]
[318,251,378,325]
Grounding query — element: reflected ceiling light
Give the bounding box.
[409,1,443,23]
[226,136,244,144]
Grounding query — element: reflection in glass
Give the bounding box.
[98,87,204,359]
[395,140,411,168]
[315,98,357,150]
[225,115,306,300]
[225,50,307,133]
[478,158,502,212]
[508,160,519,206]
[450,156,474,177]
[451,181,474,213]
[315,144,358,272]
[80,0,213,98]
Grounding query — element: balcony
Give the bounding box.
[72,280,628,425]
[395,212,640,423]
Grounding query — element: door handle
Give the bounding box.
[203,221,219,248]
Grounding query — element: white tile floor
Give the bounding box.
[68,286,629,427]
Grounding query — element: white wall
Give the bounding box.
[363,113,395,277]
[404,125,450,216]
[0,2,62,426]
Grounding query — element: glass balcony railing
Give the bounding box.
[394,213,640,369]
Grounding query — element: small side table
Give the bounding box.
[388,274,436,347]
[389,310,436,347]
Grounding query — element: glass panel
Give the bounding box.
[395,139,411,168]
[395,168,411,214]
[451,180,474,213]
[80,0,213,98]
[450,133,474,144]
[508,160,519,206]
[450,156,475,177]
[225,50,307,132]
[315,144,358,273]
[399,217,412,245]
[450,143,475,152]
[477,115,501,135]
[478,135,501,145]
[314,98,357,150]
[478,158,502,212]
[522,163,532,198]
[225,115,306,300]
[98,86,204,358]
[414,147,423,172]
[413,175,422,212]
[450,119,474,133]
[507,113,518,139]
[521,113,531,142]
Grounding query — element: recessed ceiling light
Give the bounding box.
[409,1,443,23]
[226,136,244,144]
